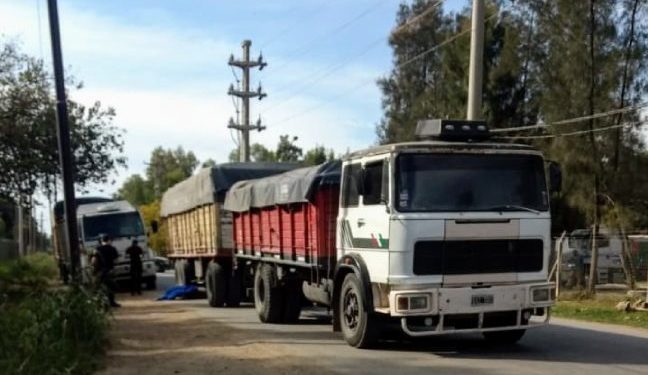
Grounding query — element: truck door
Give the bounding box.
[338,157,390,283]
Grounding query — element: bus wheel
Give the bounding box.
[254,264,284,323]
[339,273,380,348]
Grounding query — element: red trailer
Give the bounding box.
[225,162,341,322]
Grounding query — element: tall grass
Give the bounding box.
[0,254,109,375]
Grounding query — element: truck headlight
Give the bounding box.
[532,287,551,302]
[396,294,430,312]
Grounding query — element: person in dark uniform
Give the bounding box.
[126,239,144,295]
[93,234,120,307]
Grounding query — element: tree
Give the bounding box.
[201,158,217,168]
[275,135,302,162]
[228,144,276,162]
[146,146,198,198]
[115,174,152,206]
[376,0,540,143]
[0,41,126,204]
[139,200,166,255]
[303,145,335,165]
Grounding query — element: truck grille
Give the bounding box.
[413,239,543,275]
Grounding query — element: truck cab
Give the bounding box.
[76,200,156,288]
[334,120,557,346]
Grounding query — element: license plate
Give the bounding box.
[471,294,494,306]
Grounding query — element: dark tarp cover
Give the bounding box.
[160,162,299,217]
[223,160,341,212]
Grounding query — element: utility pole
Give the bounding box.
[16,201,23,257]
[47,0,81,281]
[228,40,267,162]
[467,0,485,120]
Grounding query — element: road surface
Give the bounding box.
[99,271,648,375]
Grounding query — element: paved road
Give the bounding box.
[103,271,648,375]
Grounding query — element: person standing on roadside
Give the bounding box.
[93,234,121,308]
[126,239,144,295]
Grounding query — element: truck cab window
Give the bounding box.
[341,163,361,207]
[363,160,386,205]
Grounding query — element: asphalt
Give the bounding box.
[123,271,648,375]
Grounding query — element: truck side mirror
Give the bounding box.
[549,161,562,194]
[151,220,159,234]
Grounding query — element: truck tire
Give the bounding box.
[483,329,526,344]
[339,273,380,348]
[282,280,302,323]
[206,261,226,307]
[226,269,242,308]
[254,264,284,323]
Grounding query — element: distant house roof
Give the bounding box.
[160,162,300,217]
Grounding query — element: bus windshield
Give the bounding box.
[396,153,549,213]
[82,212,145,240]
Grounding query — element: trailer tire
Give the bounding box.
[206,261,226,307]
[483,329,526,344]
[254,264,284,323]
[339,273,380,348]
[282,280,302,323]
[145,277,157,290]
[226,269,242,308]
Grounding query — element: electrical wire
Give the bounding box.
[260,0,445,115]
[259,0,331,49]
[491,102,648,134]
[272,12,499,125]
[497,120,646,140]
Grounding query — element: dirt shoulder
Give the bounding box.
[97,292,336,375]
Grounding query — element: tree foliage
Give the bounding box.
[145,146,198,199]
[228,136,335,165]
[0,41,126,203]
[379,0,648,230]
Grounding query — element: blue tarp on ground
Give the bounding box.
[157,284,198,300]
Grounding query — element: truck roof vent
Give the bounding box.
[416,119,490,141]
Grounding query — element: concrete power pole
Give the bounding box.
[228,40,267,162]
[467,0,485,120]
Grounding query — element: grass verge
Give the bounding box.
[0,253,109,375]
[553,293,648,330]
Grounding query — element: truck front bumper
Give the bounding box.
[388,283,554,336]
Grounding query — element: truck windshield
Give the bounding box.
[83,212,145,240]
[396,153,549,212]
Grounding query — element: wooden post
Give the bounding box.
[588,224,599,294]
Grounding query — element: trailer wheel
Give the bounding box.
[206,261,226,307]
[226,269,242,308]
[254,264,284,323]
[483,329,526,344]
[282,280,302,323]
[339,273,380,348]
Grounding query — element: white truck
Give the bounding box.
[53,198,156,288]
[222,119,560,347]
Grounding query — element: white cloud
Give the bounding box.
[1,0,384,198]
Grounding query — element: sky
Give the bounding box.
[0,0,467,197]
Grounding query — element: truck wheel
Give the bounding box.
[175,260,186,285]
[145,277,157,290]
[339,273,380,348]
[226,269,242,308]
[282,280,302,323]
[206,261,226,307]
[483,329,526,344]
[254,264,284,323]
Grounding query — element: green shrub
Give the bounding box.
[0,255,109,375]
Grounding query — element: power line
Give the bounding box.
[272,12,499,125]
[259,0,331,49]
[497,120,646,140]
[491,102,648,134]
[270,0,388,74]
[260,1,445,115]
